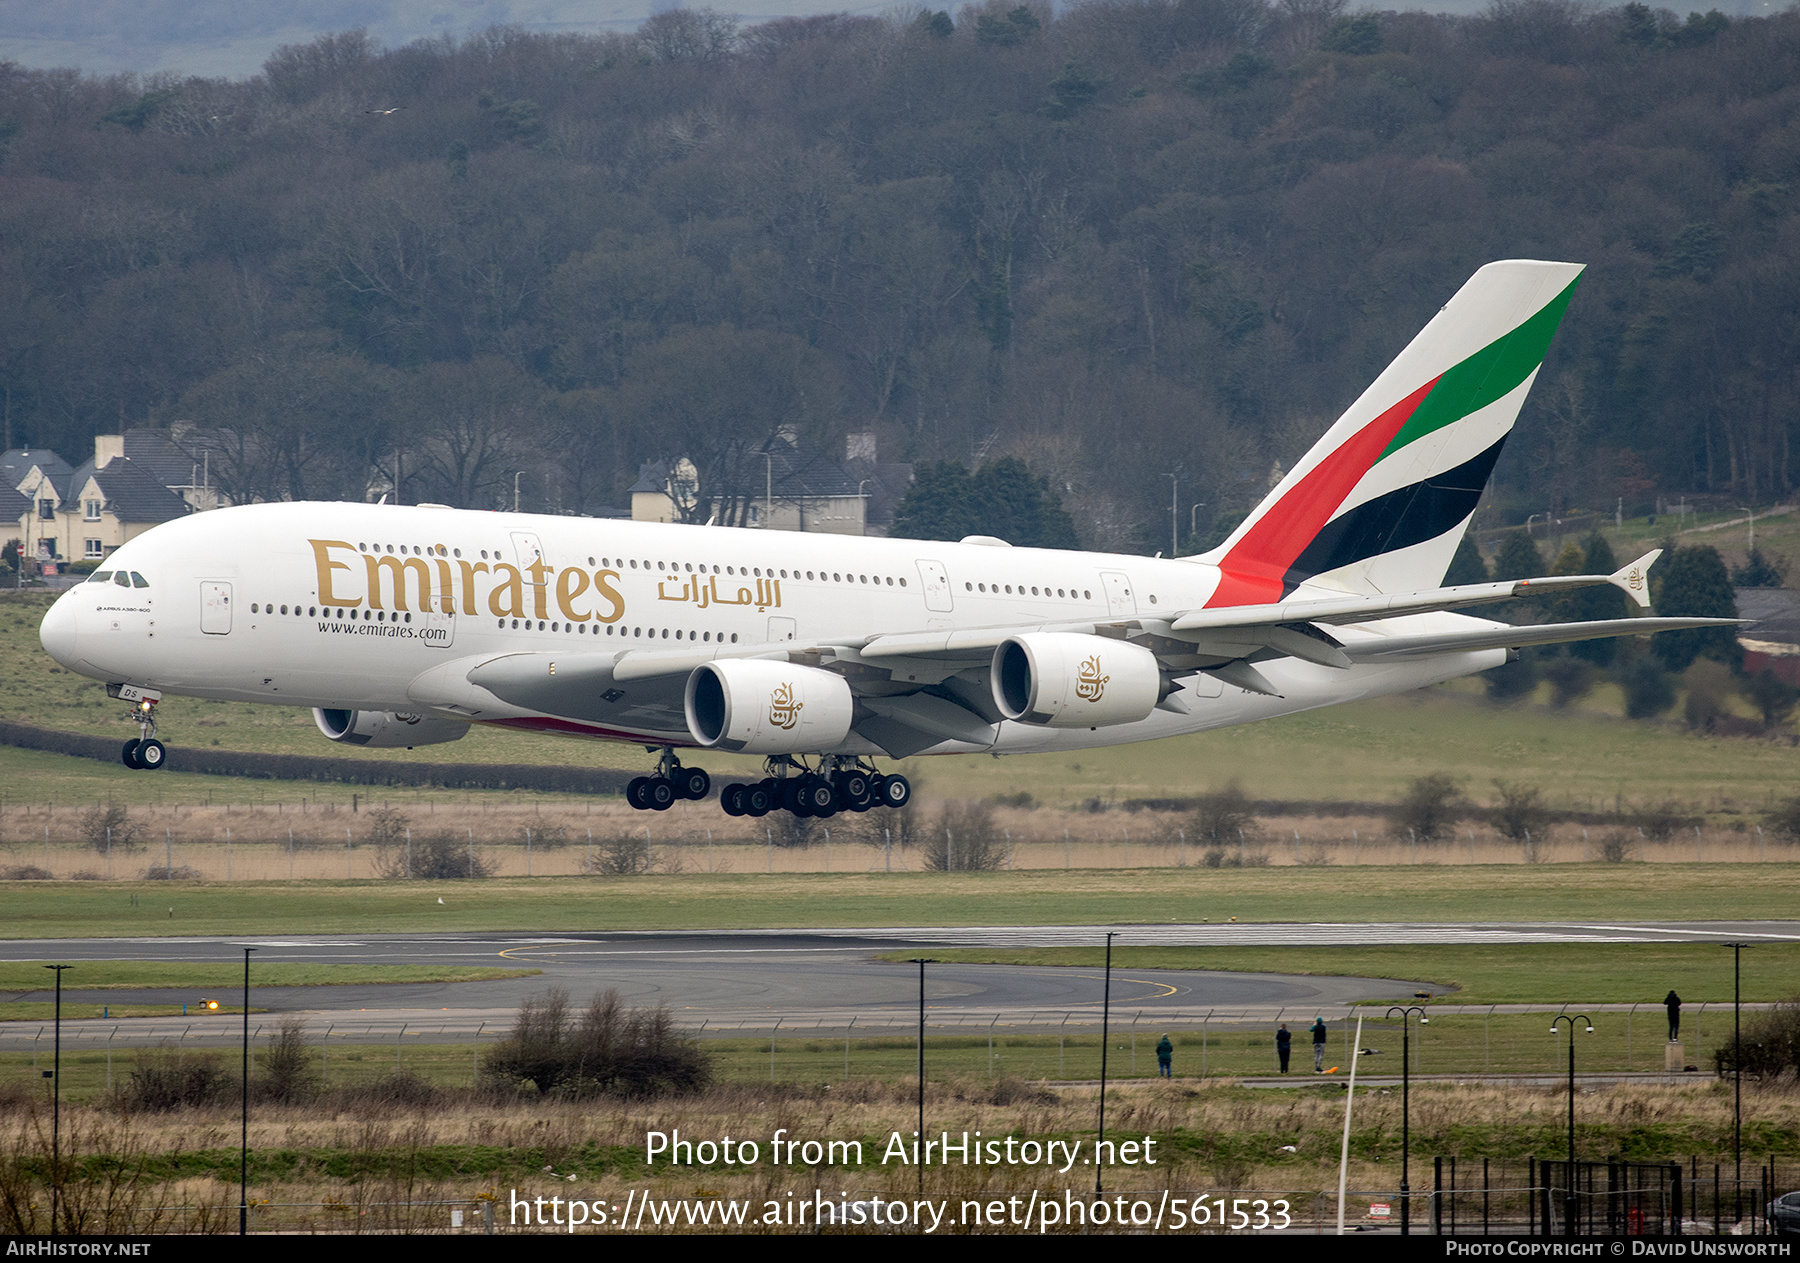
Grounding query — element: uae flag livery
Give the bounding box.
[1204,261,1583,606]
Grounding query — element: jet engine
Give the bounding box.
[991,633,1162,728]
[313,708,469,748]
[684,659,854,754]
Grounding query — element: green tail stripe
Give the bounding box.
[1377,276,1580,463]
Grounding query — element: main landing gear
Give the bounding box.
[717,757,910,820]
[120,696,167,771]
[624,749,710,811]
[620,752,912,819]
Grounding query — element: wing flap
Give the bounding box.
[1344,616,1744,661]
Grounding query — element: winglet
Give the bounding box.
[1608,549,1660,609]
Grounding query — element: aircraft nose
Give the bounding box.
[39,592,80,668]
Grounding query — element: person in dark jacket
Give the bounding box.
[1665,991,1682,1041]
[1276,1024,1291,1073]
[1156,1034,1173,1078]
[1311,1018,1329,1072]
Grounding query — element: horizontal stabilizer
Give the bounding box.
[1344,617,1744,662]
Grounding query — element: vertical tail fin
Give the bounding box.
[1200,260,1583,605]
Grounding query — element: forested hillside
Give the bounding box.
[0,0,1794,550]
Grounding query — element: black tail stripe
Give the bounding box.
[1284,435,1508,591]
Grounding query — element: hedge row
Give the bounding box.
[0,720,637,793]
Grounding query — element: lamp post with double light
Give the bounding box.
[1385,1005,1428,1235]
[1550,1013,1593,1235]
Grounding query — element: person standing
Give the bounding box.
[1311,1017,1329,1072]
[1276,1023,1291,1073]
[1665,990,1682,1041]
[1156,1033,1173,1078]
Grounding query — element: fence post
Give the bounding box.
[1434,1157,1443,1235]
[1670,1161,1682,1235]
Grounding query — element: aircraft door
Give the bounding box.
[200,581,233,635]
[511,532,545,569]
[915,560,953,613]
[1100,571,1138,618]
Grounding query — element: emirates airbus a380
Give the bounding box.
[37,261,1735,820]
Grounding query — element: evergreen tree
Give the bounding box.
[1443,534,1488,586]
[1491,532,1546,623]
[1621,654,1677,718]
[1651,545,1740,672]
[1570,533,1626,664]
[889,458,1079,549]
[890,462,976,542]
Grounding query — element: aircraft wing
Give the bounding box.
[405,549,1731,739]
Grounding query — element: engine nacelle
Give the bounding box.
[684,660,855,754]
[313,708,470,748]
[991,633,1162,728]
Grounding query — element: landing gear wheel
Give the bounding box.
[626,776,651,810]
[798,775,837,817]
[675,767,711,801]
[878,773,911,808]
[835,770,873,810]
[136,739,167,771]
[779,778,807,816]
[121,739,142,769]
[646,777,677,811]
[743,783,774,816]
[720,784,747,816]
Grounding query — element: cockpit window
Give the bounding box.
[114,572,131,587]
[130,572,149,588]
[88,571,112,583]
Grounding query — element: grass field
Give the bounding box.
[2,589,1797,817]
[0,865,1796,938]
[0,1010,1777,1100]
[874,944,1800,1005]
[0,961,536,991]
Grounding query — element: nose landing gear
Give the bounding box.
[116,691,167,771]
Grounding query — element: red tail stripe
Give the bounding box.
[1206,375,1441,607]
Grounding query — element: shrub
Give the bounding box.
[587,833,653,876]
[0,865,52,880]
[521,823,569,849]
[1491,779,1546,842]
[921,800,1007,871]
[1742,670,1798,729]
[1683,659,1735,731]
[79,802,142,853]
[1394,774,1464,842]
[122,1050,236,1110]
[1485,652,1541,701]
[256,1016,320,1104]
[1542,656,1594,708]
[363,805,411,848]
[482,989,711,1098]
[1621,656,1677,719]
[140,865,202,881]
[1766,796,1800,843]
[1190,781,1256,843]
[377,831,497,879]
[1713,999,1800,1082]
[1598,831,1635,863]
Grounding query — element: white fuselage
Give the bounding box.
[38,502,1506,757]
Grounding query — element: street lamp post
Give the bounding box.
[909,958,932,1195]
[1386,1005,1429,1235]
[1096,932,1116,1198]
[1724,943,1749,1224]
[1550,1013,1594,1236]
[44,964,70,1237]
[240,947,256,1235]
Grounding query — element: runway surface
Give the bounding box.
[1,921,1791,1046]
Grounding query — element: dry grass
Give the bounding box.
[1,1075,1792,1234]
[0,796,1788,881]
